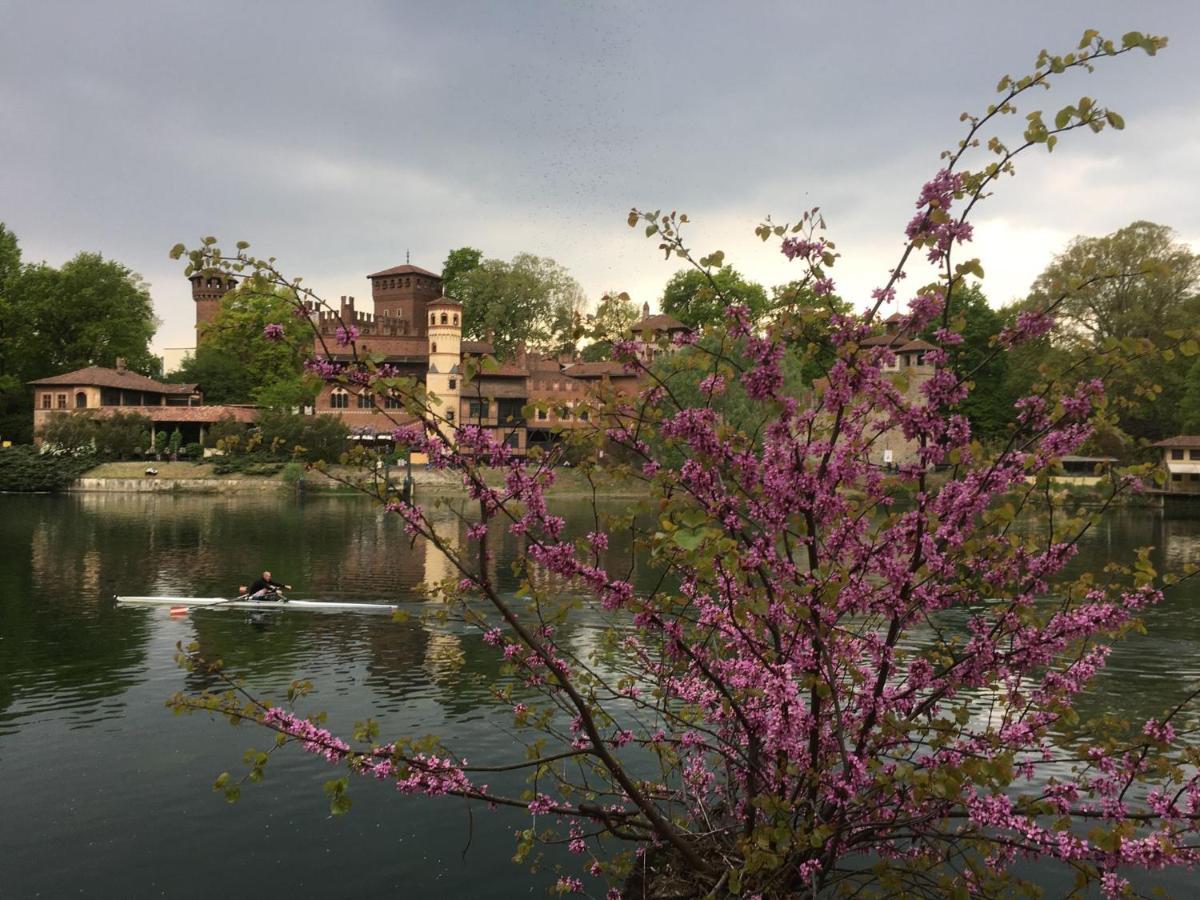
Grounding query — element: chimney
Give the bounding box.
[115,357,127,373]
[642,301,650,318]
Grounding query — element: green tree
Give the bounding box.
[1022,221,1200,441]
[660,265,768,330]
[458,254,586,357]
[581,291,640,361]
[440,246,483,301]
[936,283,1013,440]
[169,280,317,407]
[3,253,158,377]
[0,239,159,443]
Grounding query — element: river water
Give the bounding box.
[2,492,1199,897]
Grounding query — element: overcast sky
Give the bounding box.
[1,1,1197,352]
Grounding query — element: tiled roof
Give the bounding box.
[632,314,688,333]
[563,361,629,378]
[91,405,258,423]
[461,340,493,354]
[368,264,441,279]
[29,366,196,394]
[897,339,937,352]
[1151,436,1200,449]
[427,296,462,308]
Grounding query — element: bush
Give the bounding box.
[183,442,203,459]
[208,415,249,452]
[280,461,305,483]
[97,412,154,459]
[0,446,97,492]
[257,410,348,463]
[39,411,98,450]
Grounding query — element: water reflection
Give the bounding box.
[5,493,1200,896]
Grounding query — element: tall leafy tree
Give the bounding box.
[660,265,768,330]
[580,291,640,361]
[0,242,158,442]
[935,283,1013,440]
[169,280,316,407]
[458,253,586,357]
[1019,221,1200,441]
[440,246,483,301]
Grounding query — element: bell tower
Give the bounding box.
[425,297,462,445]
[367,264,443,336]
[191,272,238,341]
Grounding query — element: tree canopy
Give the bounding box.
[168,279,317,407]
[0,231,158,442]
[453,252,585,357]
[1008,221,1200,442]
[660,265,768,329]
[580,291,640,362]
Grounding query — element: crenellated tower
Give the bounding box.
[368,264,443,336]
[191,272,238,341]
[425,297,463,444]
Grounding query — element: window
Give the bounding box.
[440,313,448,325]
[448,378,456,390]
[579,410,589,422]
[330,389,349,409]
[75,392,87,409]
[57,394,67,409]
[1190,450,1200,460]
[504,433,519,449]
[384,393,402,409]
[469,399,489,419]
[1173,473,1183,481]
[446,410,454,424]
[1172,449,1185,460]
[453,314,459,326]
[430,314,436,325]
[41,393,51,409]
[537,408,547,421]
[431,342,438,353]
[357,392,373,409]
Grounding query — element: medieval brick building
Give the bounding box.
[192,261,669,454]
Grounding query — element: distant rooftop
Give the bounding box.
[368,264,441,279]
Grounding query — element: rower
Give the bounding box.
[245,570,292,601]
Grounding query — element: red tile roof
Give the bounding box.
[563,361,630,378]
[28,366,196,394]
[368,264,441,279]
[427,296,462,308]
[91,405,258,424]
[632,314,688,333]
[1151,436,1200,449]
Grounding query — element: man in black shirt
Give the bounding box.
[243,570,292,601]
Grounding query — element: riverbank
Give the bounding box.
[66,461,649,498]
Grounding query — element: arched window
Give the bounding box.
[440,313,448,325]
[453,314,459,326]
[75,391,87,409]
[430,313,436,325]
[431,342,438,353]
[357,392,372,409]
[330,389,349,409]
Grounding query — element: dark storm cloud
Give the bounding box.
[1,1,1197,349]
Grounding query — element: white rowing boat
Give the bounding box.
[116,596,399,614]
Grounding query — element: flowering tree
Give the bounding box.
[169,30,1200,898]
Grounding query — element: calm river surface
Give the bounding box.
[2,492,1200,897]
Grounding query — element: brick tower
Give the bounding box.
[367,264,443,336]
[191,272,238,341]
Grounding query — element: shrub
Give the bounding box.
[0,446,98,491]
[39,411,98,450]
[257,409,348,463]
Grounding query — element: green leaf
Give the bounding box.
[1105,110,1125,130]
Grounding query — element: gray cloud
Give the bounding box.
[1,1,1196,350]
